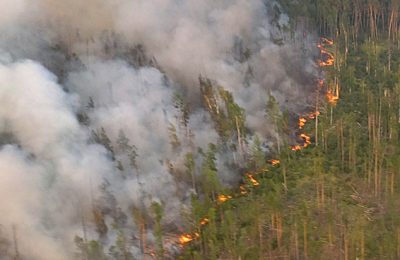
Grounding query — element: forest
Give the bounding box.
[0,0,400,259]
[179,1,400,259]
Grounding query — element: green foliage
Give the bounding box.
[200,144,221,201]
[92,127,115,160]
[151,202,164,259]
[199,77,246,147]
[108,230,134,260]
[74,236,107,260]
[173,92,190,129]
[184,152,197,192]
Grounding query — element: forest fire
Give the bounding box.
[291,133,311,150]
[291,145,302,151]
[308,111,320,119]
[177,217,209,245]
[326,90,339,105]
[246,173,260,186]
[179,96,317,247]
[292,111,318,151]
[319,52,334,67]
[177,36,336,252]
[289,37,334,152]
[300,133,311,147]
[217,194,232,203]
[320,37,334,45]
[299,117,307,128]
[200,218,209,225]
[318,37,335,67]
[179,233,199,245]
[270,159,280,166]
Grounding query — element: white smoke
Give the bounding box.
[67,60,197,219]
[0,60,116,259]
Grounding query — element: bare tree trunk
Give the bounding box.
[303,220,308,260]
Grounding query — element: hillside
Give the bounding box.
[0,1,400,259]
[179,1,400,259]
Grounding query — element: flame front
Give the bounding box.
[217,194,232,203]
[308,111,320,119]
[300,133,311,147]
[240,185,247,195]
[179,234,196,244]
[179,37,335,249]
[326,90,339,105]
[318,38,335,67]
[246,173,260,186]
[200,218,209,226]
[320,37,334,45]
[299,117,307,129]
[326,82,340,105]
[270,159,280,166]
[319,52,334,67]
[291,145,302,151]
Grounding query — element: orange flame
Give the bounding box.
[299,117,307,129]
[179,233,197,244]
[320,49,334,57]
[326,90,339,105]
[246,173,259,186]
[217,194,232,203]
[240,185,247,195]
[308,111,320,119]
[179,39,331,247]
[270,159,280,166]
[319,60,333,67]
[291,145,302,151]
[200,218,209,226]
[300,133,311,147]
[319,49,334,67]
[320,37,334,45]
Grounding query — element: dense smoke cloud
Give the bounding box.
[0,60,114,259]
[0,0,317,258]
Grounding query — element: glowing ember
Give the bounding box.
[318,48,330,56]
[326,90,339,105]
[299,117,307,129]
[200,218,209,226]
[319,49,335,67]
[308,111,320,119]
[179,234,195,244]
[300,133,311,147]
[246,173,259,186]
[319,59,334,67]
[291,145,302,151]
[270,159,280,166]
[217,194,232,203]
[240,185,247,195]
[320,37,334,45]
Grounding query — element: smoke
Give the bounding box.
[0,0,318,259]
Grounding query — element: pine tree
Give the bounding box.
[151,202,164,259]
